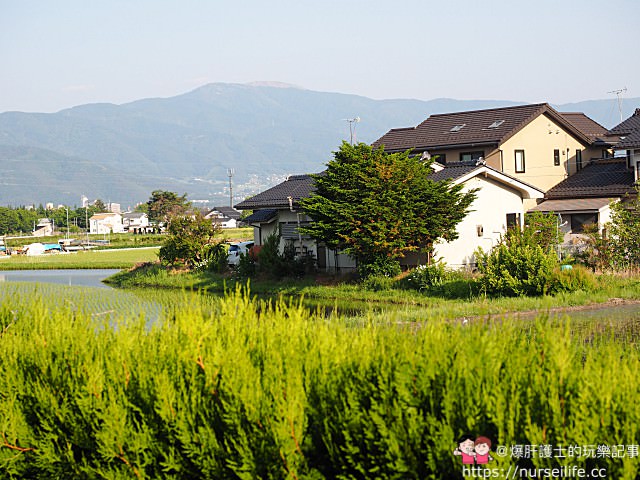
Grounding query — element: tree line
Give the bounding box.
[0,202,109,236]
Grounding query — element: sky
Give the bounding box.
[1,0,639,113]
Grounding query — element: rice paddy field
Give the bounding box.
[0,247,159,270]
[2,282,640,478]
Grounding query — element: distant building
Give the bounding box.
[107,202,122,214]
[204,206,241,228]
[89,213,124,234]
[122,212,151,233]
[33,218,54,237]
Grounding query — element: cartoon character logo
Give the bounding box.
[454,434,493,465]
[474,436,493,464]
[453,434,476,464]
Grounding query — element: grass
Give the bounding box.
[106,263,640,320]
[0,248,160,270]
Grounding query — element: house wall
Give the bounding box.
[433,176,526,268]
[90,215,124,234]
[500,114,591,192]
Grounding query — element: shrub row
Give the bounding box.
[1,289,639,478]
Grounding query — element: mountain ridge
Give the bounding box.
[0,83,637,207]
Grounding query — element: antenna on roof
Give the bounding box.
[607,87,627,124]
[344,117,361,144]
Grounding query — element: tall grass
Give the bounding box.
[1,287,640,478]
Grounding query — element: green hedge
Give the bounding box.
[1,289,639,478]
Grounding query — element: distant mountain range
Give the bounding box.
[0,83,637,208]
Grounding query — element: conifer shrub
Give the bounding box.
[1,288,640,478]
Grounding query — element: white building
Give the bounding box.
[89,213,124,234]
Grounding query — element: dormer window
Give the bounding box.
[450,124,466,132]
[488,120,505,128]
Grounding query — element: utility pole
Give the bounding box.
[227,168,234,208]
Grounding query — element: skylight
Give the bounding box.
[488,120,505,128]
[450,124,466,132]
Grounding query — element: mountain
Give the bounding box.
[0,83,636,207]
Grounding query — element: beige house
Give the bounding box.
[373,103,614,208]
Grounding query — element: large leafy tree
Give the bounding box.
[300,142,477,273]
[146,190,191,223]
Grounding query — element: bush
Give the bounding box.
[358,256,401,279]
[552,265,597,293]
[198,242,228,273]
[404,261,448,291]
[235,250,256,279]
[3,290,640,479]
[476,226,559,296]
[159,213,222,269]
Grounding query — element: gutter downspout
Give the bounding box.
[287,196,303,256]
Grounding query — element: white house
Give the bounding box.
[89,213,124,234]
[122,212,150,233]
[205,207,241,229]
[429,162,544,267]
[235,164,544,271]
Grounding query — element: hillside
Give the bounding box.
[0,83,636,207]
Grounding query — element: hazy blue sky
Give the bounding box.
[2,0,638,113]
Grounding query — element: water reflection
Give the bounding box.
[0,269,119,289]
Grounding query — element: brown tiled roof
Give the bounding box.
[372,103,592,153]
[544,159,636,199]
[234,174,317,209]
[560,112,612,142]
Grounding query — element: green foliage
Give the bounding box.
[575,223,614,272]
[146,190,191,223]
[243,234,316,280]
[358,255,401,279]
[301,142,476,275]
[607,192,640,270]
[159,213,222,269]
[575,193,640,272]
[476,224,560,296]
[404,261,448,291]
[235,251,257,279]
[2,289,640,478]
[552,265,597,293]
[524,211,564,251]
[361,274,396,291]
[199,242,228,273]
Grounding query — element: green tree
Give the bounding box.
[608,190,640,270]
[92,199,108,212]
[524,211,564,252]
[300,142,476,275]
[146,190,191,223]
[158,213,223,269]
